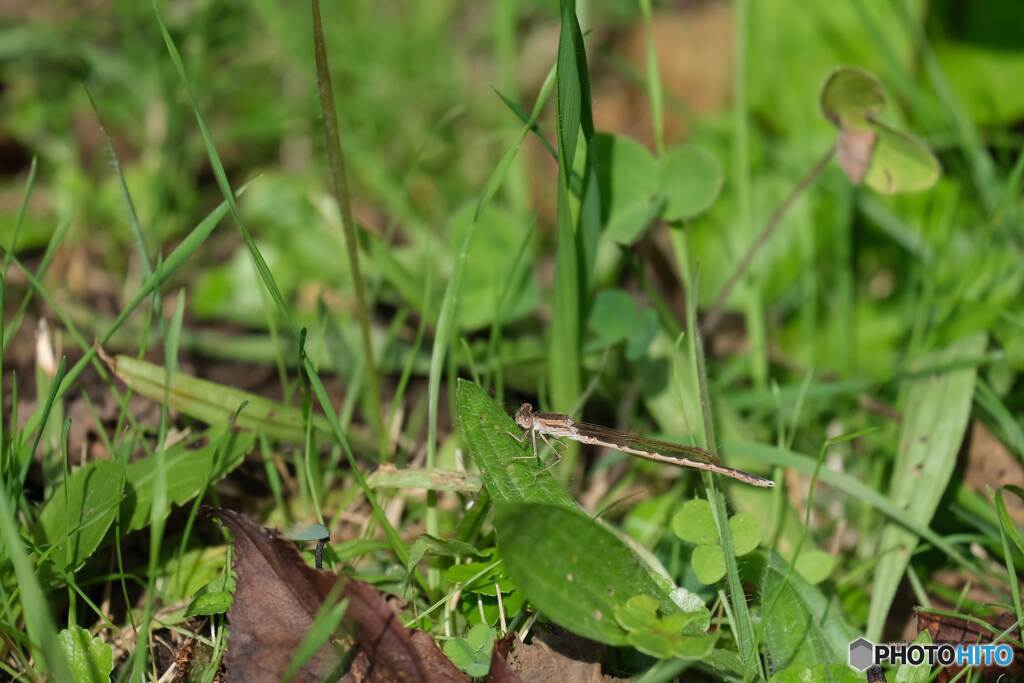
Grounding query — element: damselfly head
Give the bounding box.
[514,403,534,429]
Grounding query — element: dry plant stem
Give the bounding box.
[311,0,387,460]
[703,144,836,334]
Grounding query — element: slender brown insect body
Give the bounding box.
[514,403,774,488]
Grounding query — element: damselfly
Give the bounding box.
[513,403,774,488]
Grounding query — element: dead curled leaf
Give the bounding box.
[211,509,467,683]
[916,608,1024,682]
[498,625,622,683]
[836,128,876,185]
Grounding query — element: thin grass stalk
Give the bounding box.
[686,270,761,679]
[310,0,387,461]
[703,144,835,334]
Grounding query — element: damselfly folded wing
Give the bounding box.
[571,421,720,465]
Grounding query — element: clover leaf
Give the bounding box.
[672,499,763,584]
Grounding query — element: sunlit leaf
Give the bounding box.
[58,627,113,683]
[728,513,762,556]
[658,145,723,221]
[819,66,885,130]
[671,499,718,545]
[443,623,495,678]
[494,502,684,646]
[862,121,941,195]
[691,544,726,585]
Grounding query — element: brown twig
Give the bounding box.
[702,144,836,334]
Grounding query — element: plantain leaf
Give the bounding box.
[108,354,327,443]
[36,428,251,576]
[456,379,577,508]
[762,551,858,672]
[494,501,685,646]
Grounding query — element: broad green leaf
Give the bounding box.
[691,544,726,585]
[819,66,886,130]
[862,121,941,195]
[867,333,987,640]
[443,623,496,678]
[589,289,658,361]
[36,429,251,575]
[109,354,327,443]
[794,549,837,585]
[455,379,577,508]
[729,513,762,556]
[120,430,253,533]
[35,459,120,575]
[592,133,661,244]
[769,664,863,683]
[185,590,233,617]
[58,626,113,683]
[494,502,683,646]
[658,145,723,221]
[762,551,857,672]
[672,499,719,545]
[624,310,658,361]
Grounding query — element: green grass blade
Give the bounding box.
[867,332,987,640]
[152,0,295,334]
[995,489,1024,630]
[548,0,589,475]
[281,592,347,683]
[637,0,664,156]
[0,490,74,681]
[83,84,153,277]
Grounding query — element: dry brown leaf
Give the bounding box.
[501,625,622,683]
[213,509,466,683]
[484,635,522,683]
[916,608,1024,682]
[965,420,1024,525]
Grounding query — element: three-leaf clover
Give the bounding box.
[443,623,496,677]
[593,133,723,245]
[820,66,940,195]
[613,595,717,660]
[672,499,762,584]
